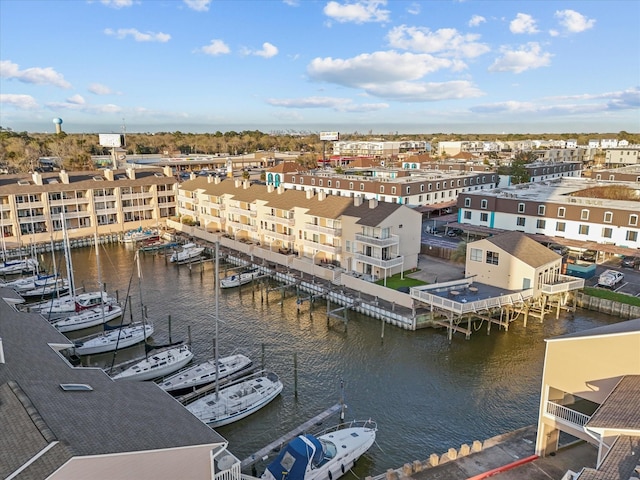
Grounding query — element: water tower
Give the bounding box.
[52,117,63,134]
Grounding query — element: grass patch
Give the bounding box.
[375,271,428,290]
[583,287,640,307]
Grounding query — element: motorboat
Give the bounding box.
[169,243,205,263]
[0,257,38,275]
[220,267,260,288]
[28,291,114,318]
[157,353,253,394]
[73,322,154,356]
[122,227,158,244]
[261,419,377,480]
[185,371,283,428]
[111,344,194,381]
[52,303,123,333]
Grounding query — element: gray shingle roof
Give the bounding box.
[575,435,640,480]
[585,375,640,431]
[0,287,225,473]
[483,231,560,267]
[551,318,640,341]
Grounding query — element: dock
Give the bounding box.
[240,403,343,471]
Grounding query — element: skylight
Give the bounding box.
[59,383,93,392]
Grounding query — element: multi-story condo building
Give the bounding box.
[331,141,429,158]
[177,177,422,279]
[456,177,640,250]
[267,164,498,209]
[0,167,177,246]
[593,165,640,182]
[604,147,640,165]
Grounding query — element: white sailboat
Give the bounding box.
[53,303,123,333]
[28,290,114,319]
[73,321,154,356]
[0,257,39,275]
[111,343,194,381]
[183,242,282,427]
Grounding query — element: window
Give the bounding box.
[391,187,396,194]
[464,211,471,220]
[516,217,526,227]
[349,182,353,189]
[536,219,546,229]
[420,184,424,192]
[359,183,364,191]
[578,224,589,235]
[556,222,566,232]
[406,186,410,195]
[604,212,613,223]
[380,186,384,193]
[319,179,323,186]
[428,184,432,191]
[630,214,638,226]
[311,178,315,185]
[627,231,638,242]
[558,207,566,218]
[486,251,499,265]
[481,199,488,209]
[327,180,331,187]
[480,212,488,222]
[464,197,471,207]
[580,209,589,220]
[291,176,295,183]
[537,205,545,215]
[518,203,525,213]
[336,181,340,188]
[602,227,613,238]
[470,248,482,262]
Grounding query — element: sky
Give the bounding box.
[1,0,639,135]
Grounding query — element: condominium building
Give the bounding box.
[331,140,429,157]
[456,177,640,251]
[0,167,177,246]
[177,177,422,278]
[604,147,640,165]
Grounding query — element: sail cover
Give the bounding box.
[265,434,323,480]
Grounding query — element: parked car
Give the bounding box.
[580,249,598,262]
[549,244,569,256]
[620,255,640,268]
[597,269,625,289]
[446,228,463,237]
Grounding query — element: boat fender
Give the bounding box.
[341,464,345,474]
[328,472,332,480]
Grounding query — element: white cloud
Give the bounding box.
[544,87,640,111]
[183,0,211,12]
[387,25,490,59]
[45,100,123,114]
[509,13,539,34]
[282,0,299,5]
[253,42,279,58]
[554,9,595,33]
[66,94,86,105]
[104,28,171,42]
[0,60,72,88]
[200,39,231,56]
[266,96,388,112]
[323,1,390,24]
[100,0,133,8]
[0,94,39,109]
[363,80,484,102]
[468,15,486,27]
[88,83,114,95]
[407,2,420,15]
[488,42,552,73]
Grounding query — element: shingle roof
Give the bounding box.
[551,318,640,341]
[0,288,225,469]
[267,162,307,174]
[575,435,640,480]
[585,375,640,431]
[482,231,560,267]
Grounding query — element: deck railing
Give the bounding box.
[545,400,591,428]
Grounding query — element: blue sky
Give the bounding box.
[1,0,639,134]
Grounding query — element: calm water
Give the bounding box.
[36,244,618,476]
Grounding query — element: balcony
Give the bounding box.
[355,233,399,248]
[354,253,403,269]
[304,223,341,236]
[264,214,295,226]
[93,194,117,202]
[545,400,591,429]
[227,220,257,232]
[540,274,585,294]
[266,231,295,242]
[302,239,340,255]
[226,205,252,217]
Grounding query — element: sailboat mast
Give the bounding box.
[215,241,220,399]
[61,211,75,297]
[95,230,106,321]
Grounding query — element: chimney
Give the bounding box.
[59,170,69,184]
[207,175,214,183]
[277,185,284,194]
[318,190,326,201]
[103,169,114,181]
[369,198,378,209]
[234,179,241,188]
[189,172,197,181]
[243,180,250,189]
[267,184,274,193]
[31,171,43,186]
[163,166,173,177]
[353,196,363,207]
[214,176,221,184]
[305,189,314,199]
[126,167,136,180]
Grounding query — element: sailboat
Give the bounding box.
[183,242,282,427]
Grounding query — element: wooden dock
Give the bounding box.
[240,403,343,470]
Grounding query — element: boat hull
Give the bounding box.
[220,269,260,288]
[53,305,123,333]
[74,323,154,356]
[112,345,194,381]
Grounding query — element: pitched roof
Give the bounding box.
[268,162,307,174]
[586,375,640,431]
[550,318,640,341]
[482,231,560,267]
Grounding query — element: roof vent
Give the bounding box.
[17,180,30,186]
[92,176,103,181]
[60,383,93,392]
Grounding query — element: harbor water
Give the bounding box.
[31,244,619,476]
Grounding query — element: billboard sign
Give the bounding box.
[320,131,339,141]
[99,133,125,148]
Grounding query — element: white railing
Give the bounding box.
[540,275,585,294]
[304,223,341,236]
[355,233,399,247]
[545,400,591,427]
[411,286,534,315]
[264,214,295,226]
[354,253,403,269]
[301,239,340,254]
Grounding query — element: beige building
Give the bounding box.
[535,319,640,478]
[177,176,422,278]
[0,167,177,246]
[465,231,563,292]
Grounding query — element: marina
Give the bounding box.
[6,243,622,476]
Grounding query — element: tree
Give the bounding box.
[450,241,467,264]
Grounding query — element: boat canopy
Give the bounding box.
[265,434,323,480]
